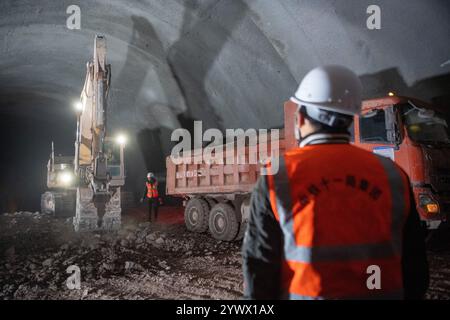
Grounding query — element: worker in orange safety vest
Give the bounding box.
[141,172,160,222]
[242,65,429,300]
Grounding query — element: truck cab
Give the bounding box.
[353,96,450,228]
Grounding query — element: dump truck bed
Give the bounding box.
[166,103,298,198]
[166,135,288,197]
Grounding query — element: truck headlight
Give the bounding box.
[58,171,73,185]
[419,194,440,214]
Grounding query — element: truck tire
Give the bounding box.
[185,198,210,233]
[235,197,251,241]
[209,202,239,241]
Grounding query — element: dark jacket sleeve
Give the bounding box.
[242,175,283,300]
[402,185,429,299]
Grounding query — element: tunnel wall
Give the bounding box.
[0,0,449,211]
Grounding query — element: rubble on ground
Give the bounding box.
[1,211,449,299]
[0,211,242,299]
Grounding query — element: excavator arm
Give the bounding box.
[73,35,124,232]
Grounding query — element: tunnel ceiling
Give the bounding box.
[1,0,449,133]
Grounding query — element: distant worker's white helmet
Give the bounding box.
[291,65,363,126]
[147,172,154,178]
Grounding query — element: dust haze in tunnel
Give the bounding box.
[0,0,449,211]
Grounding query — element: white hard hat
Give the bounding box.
[147,172,154,178]
[291,65,363,117]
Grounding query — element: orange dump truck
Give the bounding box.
[166,96,450,241]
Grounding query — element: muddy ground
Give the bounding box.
[0,208,449,300]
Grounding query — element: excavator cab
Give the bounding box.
[104,138,126,186]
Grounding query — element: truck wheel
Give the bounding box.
[185,198,210,233]
[209,203,239,241]
[235,197,251,241]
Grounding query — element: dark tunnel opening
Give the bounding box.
[0,110,75,213]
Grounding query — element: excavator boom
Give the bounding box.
[72,35,124,232]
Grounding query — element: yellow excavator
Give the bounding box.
[41,35,126,231]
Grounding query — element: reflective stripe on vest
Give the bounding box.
[268,145,409,299]
[146,182,159,198]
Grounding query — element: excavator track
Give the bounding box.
[40,191,75,217]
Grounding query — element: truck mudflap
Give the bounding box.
[234,196,251,241]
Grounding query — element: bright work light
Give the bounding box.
[58,171,73,185]
[116,134,127,146]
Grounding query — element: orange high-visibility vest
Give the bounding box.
[266,144,410,299]
[146,181,159,198]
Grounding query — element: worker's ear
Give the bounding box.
[294,108,303,141]
[295,108,305,127]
